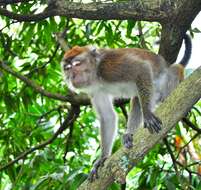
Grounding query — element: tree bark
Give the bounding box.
[159,0,201,64]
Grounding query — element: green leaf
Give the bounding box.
[165,178,176,190]
[127,20,136,37]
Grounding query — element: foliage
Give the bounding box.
[0,2,200,190]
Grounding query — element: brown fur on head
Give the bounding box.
[61,45,99,89]
[64,45,89,60]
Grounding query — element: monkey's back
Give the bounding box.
[97,48,167,82]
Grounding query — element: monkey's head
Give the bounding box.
[61,45,100,90]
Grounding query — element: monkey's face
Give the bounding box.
[61,52,98,89]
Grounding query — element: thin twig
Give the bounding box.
[176,161,201,177]
[37,105,68,124]
[182,117,201,134]
[0,105,80,171]
[186,161,201,168]
[163,138,179,175]
[0,32,18,56]
[0,20,18,32]
[27,45,60,76]
[137,21,148,49]
[176,133,200,160]
[63,122,74,162]
[119,104,128,121]
[55,32,69,51]
[28,20,71,75]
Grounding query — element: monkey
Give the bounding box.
[60,34,192,181]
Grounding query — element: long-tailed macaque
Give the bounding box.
[61,34,192,181]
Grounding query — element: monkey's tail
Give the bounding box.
[179,34,192,67]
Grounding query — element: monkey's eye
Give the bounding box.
[72,61,81,67]
[64,63,72,70]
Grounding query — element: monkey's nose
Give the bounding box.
[72,70,79,79]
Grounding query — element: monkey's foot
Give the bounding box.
[122,133,133,149]
[144,112,162,133]
[88,157,107,182]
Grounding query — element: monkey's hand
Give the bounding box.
[122,133,133,149]
[144,111,162,133]
[88,156,107,182]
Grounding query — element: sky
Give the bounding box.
[177,13,201,69]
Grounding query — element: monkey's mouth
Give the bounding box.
[71,75,87,88]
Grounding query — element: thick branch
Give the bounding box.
[0,0,31,5]
[1,0,200,25]
[0,61,130,106]
[0,61,90,105]
[159,0,201,63]
[78,66,201,190]
[0,7,56,22]
[56,0,170,22]
[0,0,172,22]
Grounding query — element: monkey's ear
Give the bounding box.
[89,46,101,59]
[91,48,97,56]
[87,46,101,64]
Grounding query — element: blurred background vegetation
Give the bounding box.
[0,1,200,190]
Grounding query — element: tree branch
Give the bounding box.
[159,0,201,63]
[0,0,31,5]
[0,61,131,107]
[175,133,200,161]
[78,66,201,190]
[0,7,56,22]
[0,0,171,22]
[176,160,201,177]
[27,45,60,76]
[163,138,179,174]
[0,20,18,32]
[182,117,201,134]
[56,0,170,22]
[0,105,80,171]
[0,61,90,105]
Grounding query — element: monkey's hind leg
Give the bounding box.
[136,73,162,134]
[123,97,142,149]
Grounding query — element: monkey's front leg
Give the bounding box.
[89,94,117,181]
[136,74,162,134]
